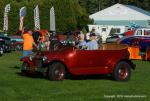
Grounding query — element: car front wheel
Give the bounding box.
[48,62,66,81]
[113,61,131,81]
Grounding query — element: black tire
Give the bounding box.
[21,62,28,75]
[113,61,131,81]
[48,62,66,81]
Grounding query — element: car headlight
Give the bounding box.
[29,55,33,61]
[29,54,35,61]
[42,56,48,61]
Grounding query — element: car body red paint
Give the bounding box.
[21,43,135,81]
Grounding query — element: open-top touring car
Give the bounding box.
[20,43,135,81]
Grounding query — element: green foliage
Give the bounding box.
[81,27,87,34]
[0,0,149,35]
[109,28,116,36]
[79,0,150,14]
[0,0,92,34]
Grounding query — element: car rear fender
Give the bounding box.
[115,59,136,70]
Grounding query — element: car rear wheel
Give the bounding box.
[48,62,66,81]
[113,61,131,81]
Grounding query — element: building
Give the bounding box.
[89,3,150,41]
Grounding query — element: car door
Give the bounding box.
[74,49,106,74]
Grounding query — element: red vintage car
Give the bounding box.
[20,43,135,81]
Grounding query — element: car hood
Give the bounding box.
[39,46,75,60]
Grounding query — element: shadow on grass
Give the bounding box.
[16,71,113,81]
[66,74,114,81]
[16,72,45,79]
[9,66,20,69]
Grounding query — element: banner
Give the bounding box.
[50,7,56,31]
[3,4,11,31]
[19,7,26,31]
[34,5,40,30]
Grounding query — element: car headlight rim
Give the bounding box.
[42,56,48,61]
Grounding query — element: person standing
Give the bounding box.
[32,30,41,45]
[22,29,37,57]
[45,32,51,51]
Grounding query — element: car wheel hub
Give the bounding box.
[54,69,64,80]
[118,67,128,80]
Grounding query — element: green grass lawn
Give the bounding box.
[0,52,150,101]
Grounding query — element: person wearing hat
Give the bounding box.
[86,33,98,50]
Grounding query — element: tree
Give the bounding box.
[79,0,150,14]
[0,0,92,34]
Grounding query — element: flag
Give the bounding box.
[19,7,26,31]
[5,4,11,13]
[3,4,11,31]
[34,5,40,30]
[3,13,8,31]
[50,7,56,31]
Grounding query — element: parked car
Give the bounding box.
[0,36,11,53]
[119,32,150,60]
[106,33,125,43]
[133,27,150,36]
[0,43,4,56]
[119,36,140,46]
[9,36,23,51]
[20,43,135,81]
[139,39,150,60]
[106,34,121,43]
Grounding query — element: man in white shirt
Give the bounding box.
[86,33,98,50]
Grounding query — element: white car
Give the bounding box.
[0,47,3,56]
[134,28,150,37]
